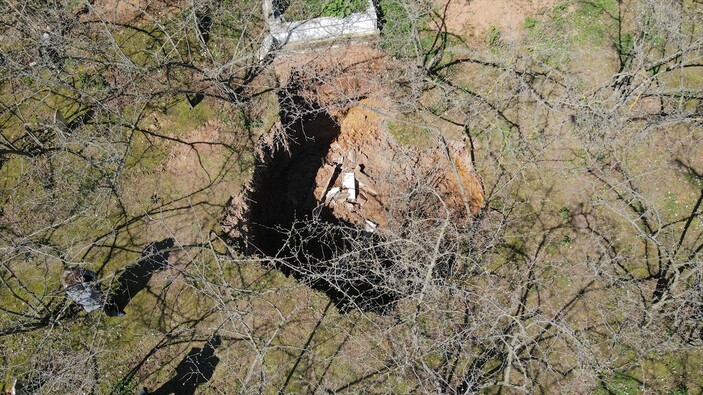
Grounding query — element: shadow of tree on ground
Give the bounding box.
[148,334,222,395]
[107,238,175,315]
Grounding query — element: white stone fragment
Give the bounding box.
[325,187,340,203]
[342,172,356,201]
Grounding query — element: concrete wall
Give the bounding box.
[259,0,379,58]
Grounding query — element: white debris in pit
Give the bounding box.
[342,172,357,202]
[319,163,342,201]
[325,187,340,203]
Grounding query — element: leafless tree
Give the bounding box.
[2,0,702,393]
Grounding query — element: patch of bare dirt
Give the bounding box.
[273,44,392,107]
[628,96,664,118]
[84,0,181,24]
[165,120,228,190]
[437,0,558,45]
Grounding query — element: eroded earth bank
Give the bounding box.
[222,45,484,311]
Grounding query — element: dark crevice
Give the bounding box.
[227,93,399,313]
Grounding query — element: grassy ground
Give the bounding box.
[282,0,368,20]
[429,0,703,392]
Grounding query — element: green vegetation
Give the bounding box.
[486,26,501,46]
[596,371,642,395]
[282,0,367,19]
[166,98,214,136]
[572,0,618,44]
[388,119,432,148]
[379,0,414,56]
[522,0,619,65]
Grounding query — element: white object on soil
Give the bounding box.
[342,172,356,202]
[325,187,341,203]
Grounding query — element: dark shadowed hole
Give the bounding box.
[238,93,399,313]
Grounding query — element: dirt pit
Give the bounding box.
[222,46,483,312]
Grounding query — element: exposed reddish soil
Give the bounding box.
[220,44,484,311]
[311,99,483,232]
[165,120,228,189]
[273,44,391,108]
[222,44,483,248]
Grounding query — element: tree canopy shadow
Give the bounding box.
[148,334,222,395]
[107,238,175,315]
